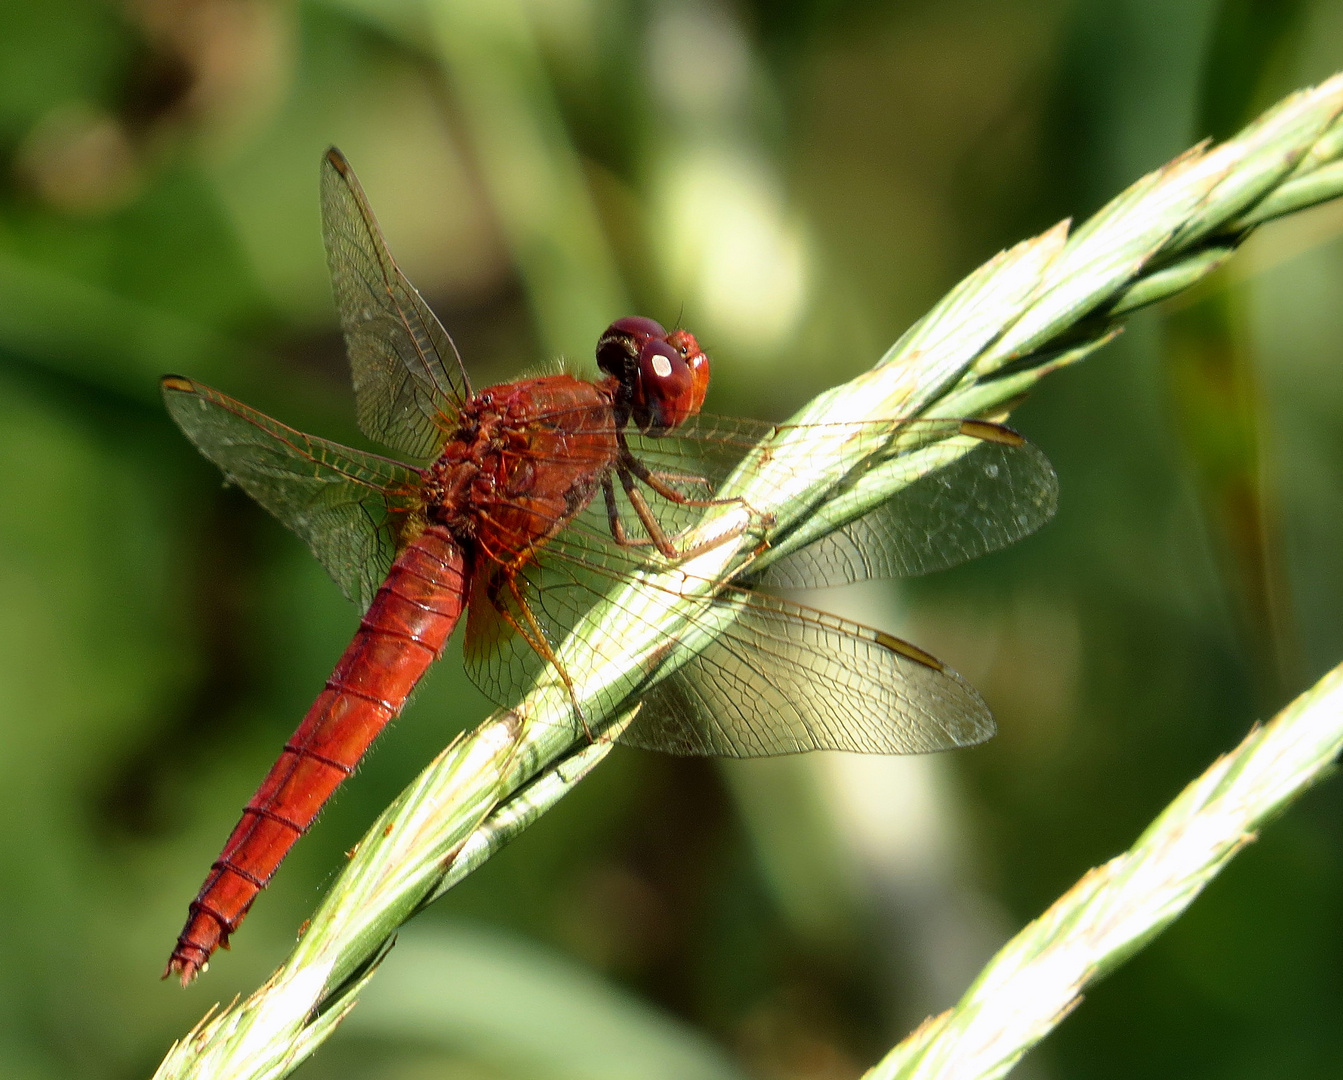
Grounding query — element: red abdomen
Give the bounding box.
[166,525,467,984]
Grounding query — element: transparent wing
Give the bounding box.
[162,376,424,609]
[566,414,1057,586]
[321,147,469,460]
[464,555,991,757]
[459,410,1054,723]
[760,429,1058,588]
[629,590,992,755]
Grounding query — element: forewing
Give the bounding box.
[762,429,1058,588]
[321,147,469,460]
[162,376,423,609]
[564,415,1056,587]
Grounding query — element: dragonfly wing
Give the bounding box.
[462,545,991,756]
[623,589,992,756]
[764,429,1057,587]
[591,416,1056,587]
[321,148,469,461]
[162,376,423,610]
[457,411,1040,749]
[461,543,613,721]
[554,413,779,561]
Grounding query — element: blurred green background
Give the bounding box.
[3,0,1343,1077]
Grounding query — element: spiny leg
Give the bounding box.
[645,468,714,492]
[616,432,728,509]
[615,462,740,559]
[602,471,656,549]
[606,460,740,559]
[612,434,772,560]
[496,571,593,742]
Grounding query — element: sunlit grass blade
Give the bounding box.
[867,661,1343,1080]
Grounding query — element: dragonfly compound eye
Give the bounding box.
[665,329,709,415]
[634,339,696,434]
[597,316,667,381]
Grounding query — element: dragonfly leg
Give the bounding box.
[602,472,656,549]
[616,430,775,543]
[492,570,593,742]
[616,462,754,561]
[613,431,777,559]
[617,464,689,558]
[617,434,729,509]
[645,468,714,492]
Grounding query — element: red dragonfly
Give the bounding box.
[161,148,1055,984]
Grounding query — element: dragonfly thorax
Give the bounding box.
[423,374,621,565]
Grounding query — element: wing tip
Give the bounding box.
[959,419,1025,447]
[874,630,944,671]
[950,677,996,748]
[964,710,997,747]
[324,145,351,176]
[161,374,194,393]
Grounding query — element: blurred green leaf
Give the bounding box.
[347,923,748,1080]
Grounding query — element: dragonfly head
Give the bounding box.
[597,317,710,435]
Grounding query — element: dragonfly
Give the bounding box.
[162,147,1056,985]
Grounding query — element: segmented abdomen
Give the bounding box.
[165,524,467,984]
